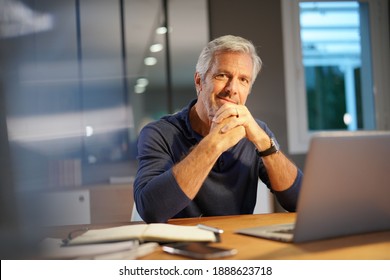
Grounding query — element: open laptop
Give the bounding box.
[236,131,390,243]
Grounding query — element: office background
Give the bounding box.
[0,0,389,257]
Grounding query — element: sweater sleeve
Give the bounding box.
[255,120,303,212]
[133,124,192,223]
[273,168,303,212]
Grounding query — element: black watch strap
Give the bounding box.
[256,138,279,157]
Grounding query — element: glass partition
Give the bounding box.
[0,0,208,233]
[0,0,208,191]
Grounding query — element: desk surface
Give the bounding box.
[142,213,390,260]
[45,213,390,260]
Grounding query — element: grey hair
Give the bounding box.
[195,35,262,85]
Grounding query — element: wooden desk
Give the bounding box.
[141,213,390,260]
[44,213,390,260]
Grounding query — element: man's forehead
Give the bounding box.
[212,52,253,74]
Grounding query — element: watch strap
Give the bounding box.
[256,138,279,157]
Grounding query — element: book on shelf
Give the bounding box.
[65,223,218,246]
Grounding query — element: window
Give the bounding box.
[282,0,390,154]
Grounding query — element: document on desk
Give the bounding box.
[39,238,158,259]
[65,223,217,246]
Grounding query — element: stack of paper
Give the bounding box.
[39,238,159,259]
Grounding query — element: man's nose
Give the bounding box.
[225,78,239,96]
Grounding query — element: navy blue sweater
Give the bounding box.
[134,99,303,223]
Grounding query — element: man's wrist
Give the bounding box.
[256,137,279,157]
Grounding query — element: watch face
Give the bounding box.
[271,137,280,150]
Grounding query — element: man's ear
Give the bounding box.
[194,72,202,95]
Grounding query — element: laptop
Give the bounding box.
[236,131,390,243]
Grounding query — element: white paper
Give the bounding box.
[39,238,140,259]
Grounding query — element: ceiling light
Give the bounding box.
[134,84,146,94]
[150,43,163,53]
[156,26,167,34]
[136,78,149,87]
[144,57,157,66]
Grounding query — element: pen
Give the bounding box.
[197,224,224,234]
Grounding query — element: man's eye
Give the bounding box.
[215,74,228,79]
[239,77,249,83]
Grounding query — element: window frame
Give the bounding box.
[281,0,390,154]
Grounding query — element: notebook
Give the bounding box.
[236,131,390,243]
[65,223,217,246]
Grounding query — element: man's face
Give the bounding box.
[195,51,253,121]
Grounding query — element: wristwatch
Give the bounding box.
[256,137,279,157]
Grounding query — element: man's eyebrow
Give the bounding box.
[240,73,251,79]
[215,68,230,74]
